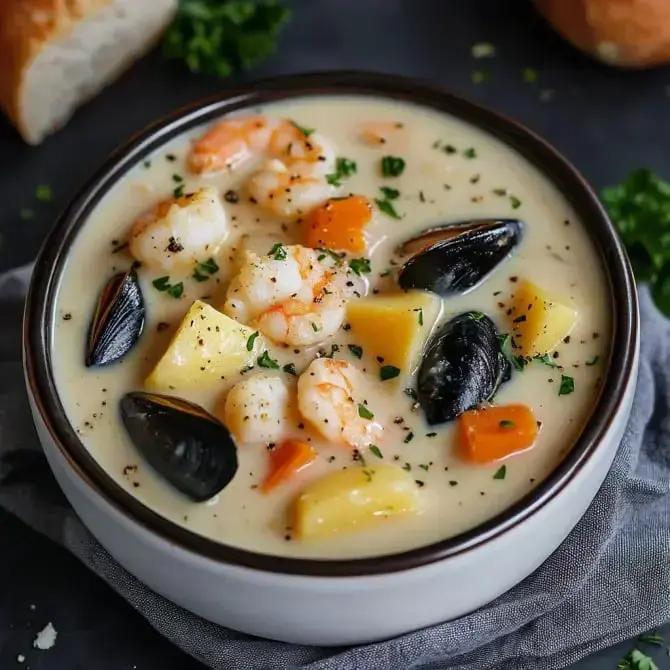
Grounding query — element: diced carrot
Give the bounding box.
[302,195,372,253]
[260,439,316,493]
[359,121,404,146]
[457,404,539,464]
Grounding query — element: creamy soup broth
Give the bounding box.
[52,96,610,559]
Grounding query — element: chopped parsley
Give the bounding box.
[358,404,374,419]
[369,445,383,459]
[534,353,557,368]
[510,195,522,209]
[316,247,346,263]
[290,120,314,137]
[268,242,287,260]
[192,270,209,282]
[173,184,185,198]
[380,155,405,178]
[246,331,260,351]
[379,186,400,200]
[512,355,528,371]
[152,276,184,299]
[499,420,515,429]
[326,157,357,186]
[463,147,477,159]
[172,173,184,183]
[403,432,414,443]
[349,257,371,275]
[193,257,219,281]
[282,362,297,376]
[492,188,507,197]
[559,374,575,396]
[257,351,279,369]
[418,309,424,326]
[380,365,401,381]
[348,344,363,359]
[35,184,53,202]
[375,197,401,220]
[493,465,507,480]
[442,144,458,154]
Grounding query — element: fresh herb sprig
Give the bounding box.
[163,0,291,78]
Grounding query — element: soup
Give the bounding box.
[52,96,610,559]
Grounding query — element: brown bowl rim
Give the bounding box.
[23,70,638,577]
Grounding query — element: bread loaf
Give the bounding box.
[536,0,670,68]
[0,0,178,145]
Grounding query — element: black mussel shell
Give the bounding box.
[417,311,510,425]
[85,269,145,367]
[397,219,523,297]
[120,392,238,502]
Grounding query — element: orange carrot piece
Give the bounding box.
[261,439,316,493]
[302,195,372,253]
[359,121,404,146]
[457,404,539,464]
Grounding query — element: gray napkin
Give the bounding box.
[1,264,669,670]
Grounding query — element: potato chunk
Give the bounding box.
[509,279,577,356]
[292,464,422,540]
[345,291,440,375]
[145,300,263,390]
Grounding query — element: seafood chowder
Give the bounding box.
[53,96,610,559]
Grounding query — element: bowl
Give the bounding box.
[22,71,639,646]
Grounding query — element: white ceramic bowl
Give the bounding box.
[22,72,639,646]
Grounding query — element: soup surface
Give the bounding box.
[52,95,610,559]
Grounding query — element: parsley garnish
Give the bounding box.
[282,362,297,376]
[559,374,575,396]
[246,331,260,351]
[193,257,219,281]
[358,404,374,419]
[290,120,314,137]
[152,276,184,298]
[379,186,400,200]
[493,465,507,480]
[380,365,401,381]
[512,355,528,371]
[172,173,184,183]
[617,649,659,670]
[509,195,522,209]
[162,0,291,78]
[418,309,424,326]
[316,247,346,263]
[463,147,477,159]
[375,197,401,220]
[173,184,185,198]
[492,188,507,196]
[534,353,557,367]
[257,351,279,369]
[403,432,414,443]
[369,445,383,459]
[381,155,405,178]
[35,184,52,202]
[268,242,287,260]
[602,169,670,315]
[348,344,363,359]
[326,157,357,186]
[349,257,371,275]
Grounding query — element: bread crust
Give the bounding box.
[0,0,114,140]
[536,0,670,67]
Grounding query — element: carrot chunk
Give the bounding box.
[302,195,372,253]
[261,439,316,493]
[359,121,404,146]
[457,404,539,464]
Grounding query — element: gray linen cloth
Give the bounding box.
[1,264,669,670]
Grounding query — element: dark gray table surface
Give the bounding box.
[1,1,669,668]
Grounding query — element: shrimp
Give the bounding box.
[223,374,292,444]
[128,186,228,272]
[297,358,383,449]
[359,120,405,146]
[222,244,360,347]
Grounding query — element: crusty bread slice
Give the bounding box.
[0,0,178,144]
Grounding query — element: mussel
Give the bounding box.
[120,392,238,502]
[397,219,523,297]
[85,269,145,367]
[416,311,511,425]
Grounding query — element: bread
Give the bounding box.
[536,0,670,68]
[0,0,178,145]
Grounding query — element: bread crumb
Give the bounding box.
[33,622,57,650]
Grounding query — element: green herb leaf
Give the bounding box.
[492,188,507,196]
[290,120,314,137]
[192,270,209,282]
[326,156,357,186]
[379,186,400,200]
[380,365,401,381]
[559,374,575,396]
[375,198,401,219]
[463,147,477,159]
[404,431,414,443]
[512,355,528,371]
[167,282,184,299]
[316,247,345,264]
[163,0,291,79]
[618,649,659,670]
[358,404,374,419]
[418,308,424,326]
[443,144,458,154]
[257,350,279,369]
[369,445,383,459]
[534,353,558,367]
[348,344,363,359]
[493,465,507,480]
[197,257,219,274]
[499,420,515,429]
[173,184,185,198]
[282,362,297,376]
[246,331,260,351]
[349,257,371,275]
[509,195,522,209]
[172,173,184,183]
[268,242,287,260]
[152,276,171,292]
[381,155,405,178]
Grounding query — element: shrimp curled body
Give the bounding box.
[297,358,383,448]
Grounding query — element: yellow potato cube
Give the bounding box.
[145,300,263,390]
[509,279,578,356]
[292,464,422,540]
[345,291,441,376]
